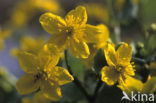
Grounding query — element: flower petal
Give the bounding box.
[16,74,40,95]
[22,98,31,103]
[83,24,109,44]
[83,24,100,43]
[41,81,62,101]
[117,43,132,65]
[95,24,109,48]
[101,66,119,86]
[38,48,60,69]
[18,51,39,73]
[123,64,135,76]
[21,36,44,54]
[118,77,143,96]
[39,12,66,34]
[142,77,156,93]
[65,6,87,25]
[69,38,90,58]
[52,66,74,85]
[104,43,117,66]
[47,33,67,49]
[34,92,50,103]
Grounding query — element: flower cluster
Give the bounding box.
[0,1,155,102]
[15,6,110,101]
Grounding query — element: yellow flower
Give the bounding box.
[22,92,51,103]
[118,76,156,95]
[40,6,109,58]
[9,0,62,27]
[101,43,135,86]
[0,27,11,50]
[11,36,45,57]
[16,49,74,101]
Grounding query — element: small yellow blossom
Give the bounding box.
[0,27,11,50]
[40,6,109,58]
[118,76,156,95]
[16,49,74,101]
[22,92,50,103]
[101,43,135,86]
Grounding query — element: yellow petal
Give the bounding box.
[123,64,135,76]
[142,77,156,93]
[69,38,90,58]
[16,74,40,95]
[39,12,66,34]
[83,24,100,43]
[65,6,87,25]
[34,92,50,103]
[18,51,39,73]
[52,66,74,85]
[47,33,67,49]
[40,81,62,101]
[84,24,109,44]
[22,98,32,103]
[95,24,109,48]
[43,43,62,55]
[101,66,119,86]
[38,48,60,69]
[21,36,44,54]
[118,77,143,95]
[104,43,117,66]
[117,43,132,65]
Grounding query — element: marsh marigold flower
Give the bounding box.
[40,6,109,58]
[101,43,135,86]
[16,49,74,101]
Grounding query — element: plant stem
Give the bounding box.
[91,77,103,102]
[64,50,92,102]
[132,57,146,64]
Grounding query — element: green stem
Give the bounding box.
[91,76,103,102]
[64,50,92,102]
[132,57,146,64]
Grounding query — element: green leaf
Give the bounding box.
[94,49,107,73]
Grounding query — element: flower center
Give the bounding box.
[65,26,74,36]
[34,70,50,82]
[116,65,124,73]
[34,73,42,82]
